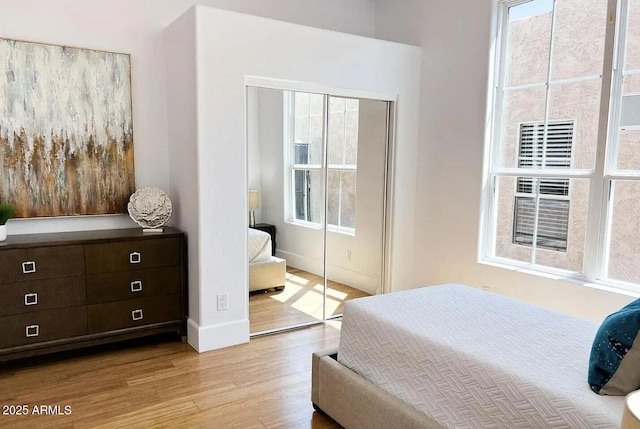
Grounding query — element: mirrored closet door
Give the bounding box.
[247,85,390,335]
[324,96,388,318]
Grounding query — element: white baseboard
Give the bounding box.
[187,317,250,352]
[276,250,323,276]
[276,250,379,295]
[327,265,379,295]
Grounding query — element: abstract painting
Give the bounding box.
[0,38,134,218]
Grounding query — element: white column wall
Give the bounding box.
[166,5,421,351]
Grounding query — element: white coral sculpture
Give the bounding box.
[127,187,173,229]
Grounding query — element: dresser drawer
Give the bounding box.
[0,245,85,284]
[86,266,181,304]
[87,295,181,334]
[0,277,86,317]
[0,307,87,349]
[85,238,180,274]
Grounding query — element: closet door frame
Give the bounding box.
[246,77,395,336]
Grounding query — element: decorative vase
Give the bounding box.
[0,225,6,242]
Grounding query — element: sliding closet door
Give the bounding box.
[247,87,326,334]
[324,97,389,318]
[248,86,390,335]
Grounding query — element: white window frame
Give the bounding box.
[480,0,640,293]
[293,143,312,222]
[284,92,358,235]
[326,165,357,235]
[284,91,324,229]
[326,96,358,235]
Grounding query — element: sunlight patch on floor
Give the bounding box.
[269,284,302,303]
[285,273,311,286]
[324,296,342,316]
[250,266,370,333]
[284,290,346,320]
[312,284,348,300]
[276,272,366,318]
[325,320,342,330]
[291,290,324,319]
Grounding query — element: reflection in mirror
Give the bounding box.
[325,95,387,319]
[247,86,389,335]
[247,86,322,334]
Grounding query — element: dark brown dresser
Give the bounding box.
[0,228,187,361]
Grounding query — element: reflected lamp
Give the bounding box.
[248,190,260,227]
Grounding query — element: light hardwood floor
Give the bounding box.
[249,267,370,334]
[0,323,344,429]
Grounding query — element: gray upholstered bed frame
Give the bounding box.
[311,348,446,429]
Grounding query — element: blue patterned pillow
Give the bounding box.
[588,298,640,395]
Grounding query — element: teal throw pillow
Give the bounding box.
[588,298,640,395]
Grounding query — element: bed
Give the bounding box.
[248,227,286,292]
[312,284,624,429]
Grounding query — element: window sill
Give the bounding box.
[478,258,640,299]
[327,226,355,236]
[285,220,323,230]
[285,220,356,236]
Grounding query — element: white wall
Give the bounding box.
[0,0,375,235]
[165,6,421,351]
[165,9,200,326]
[374,0,636,322]
[252,88,284,229]
[247,88,263,220]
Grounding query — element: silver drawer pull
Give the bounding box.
[24,293,38,306]
[130,280,143,292]
[22,261,36,274]
[131,309,144,321]
[25,325,39,337]
[129,251,141,264]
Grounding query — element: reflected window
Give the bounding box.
[286,91,359,233]
[327,97,358,232]
[293,144,312,221]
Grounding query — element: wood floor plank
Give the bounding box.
[78,400,201,429]
[0,324,343,428]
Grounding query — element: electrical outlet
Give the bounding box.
[346,250,351,261]
[217,294,228,311]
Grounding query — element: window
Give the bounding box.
[293,143,311,221]
[289,92,324,225]
[286,91,359,232]
[513,121,573,251]
[327,97,359,232]
[482,0,640,291]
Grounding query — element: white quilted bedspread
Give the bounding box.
[248,228,271,263]
[337,284,623,429]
